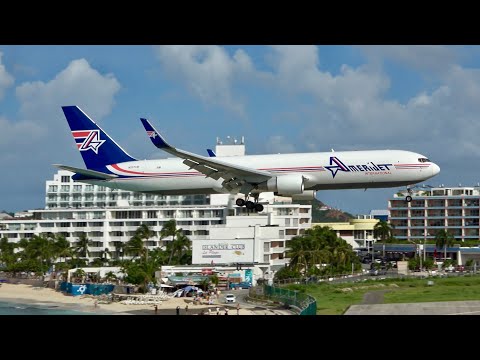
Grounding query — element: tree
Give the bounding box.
[285,226,360,277]
[374,220,395,242]
[123,256,161,293]
[28,234,56,273]
[435,229,455,263]
[104,271,117,283]
[0,237,17,270]
[274,266,301,281]
[72,268,86,283]
[135,224,156,261]
[54,234,72,263]
[74,232,92,260]
[160,220,190,265]
[125,235,145,260]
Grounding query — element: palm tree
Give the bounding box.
[73,232,92,263]
[29,234,56,273]
[285,225,359,277]
[54,234,72,263]
[0,237,17,269]
[160,220,183,265]
[435,229,455,262]
[174,233,192,265]
[126,235,145,260]
[286,236,309,274]
[135,224,156,261]
[373,221,395,242]
[104,271,117,283]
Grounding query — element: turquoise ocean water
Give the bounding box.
[0,300,96,315]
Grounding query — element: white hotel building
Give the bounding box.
[0,139,312,281]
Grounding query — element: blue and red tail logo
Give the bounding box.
[72,130,106,154]
[146,130,157,138]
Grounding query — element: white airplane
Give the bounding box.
[56,106,440,212]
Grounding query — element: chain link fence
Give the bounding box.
[249,283,317,315]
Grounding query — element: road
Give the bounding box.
[218,288,295,315]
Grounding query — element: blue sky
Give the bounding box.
[0,45,478,215]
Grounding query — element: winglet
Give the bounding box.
[207,149,216,157]
[140,118,172,149]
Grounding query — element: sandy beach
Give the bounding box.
[0,283,257,315]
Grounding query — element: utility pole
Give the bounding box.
[424,238,427,262]
[419,244,423,273]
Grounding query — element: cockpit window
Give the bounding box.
[418,158,431,163]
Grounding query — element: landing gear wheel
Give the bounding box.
[254,203,264,212]
[405,195,412,202]
[236,198,245,207]
[245,201,255,210]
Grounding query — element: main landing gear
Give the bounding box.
[405,187,413,202]
[235,194,264,212]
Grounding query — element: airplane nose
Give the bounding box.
[431,163,440,176]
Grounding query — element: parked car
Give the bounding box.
[224,294,236,303]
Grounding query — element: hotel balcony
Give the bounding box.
[271,258,289,266]
[270,247,286,254]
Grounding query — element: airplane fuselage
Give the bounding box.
[79,149,440,195]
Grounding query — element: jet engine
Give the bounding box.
[264,174,305,195]
[291,190,317,201]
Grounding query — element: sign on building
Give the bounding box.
[193,239,254,264]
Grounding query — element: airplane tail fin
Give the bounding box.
[207,149,216,157]
[62,106,137,170]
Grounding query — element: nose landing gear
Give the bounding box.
[405,187,413,202]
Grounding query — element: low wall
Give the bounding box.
[59,282,115,296]
[0,278,44,287]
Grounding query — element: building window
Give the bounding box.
[61,176,71,183]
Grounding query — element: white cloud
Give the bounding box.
[265,135,296,154]
[1,58,121,212]
[16,58,120,120]
[360,45,457,73]
[253,45,480,177]
[154,45,261,116]
[268,46,389,107]
[0,51,14,100]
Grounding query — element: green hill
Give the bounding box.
[296,199,355,223]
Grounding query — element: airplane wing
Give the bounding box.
[140,119,273,192]
[53,164,118,180]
